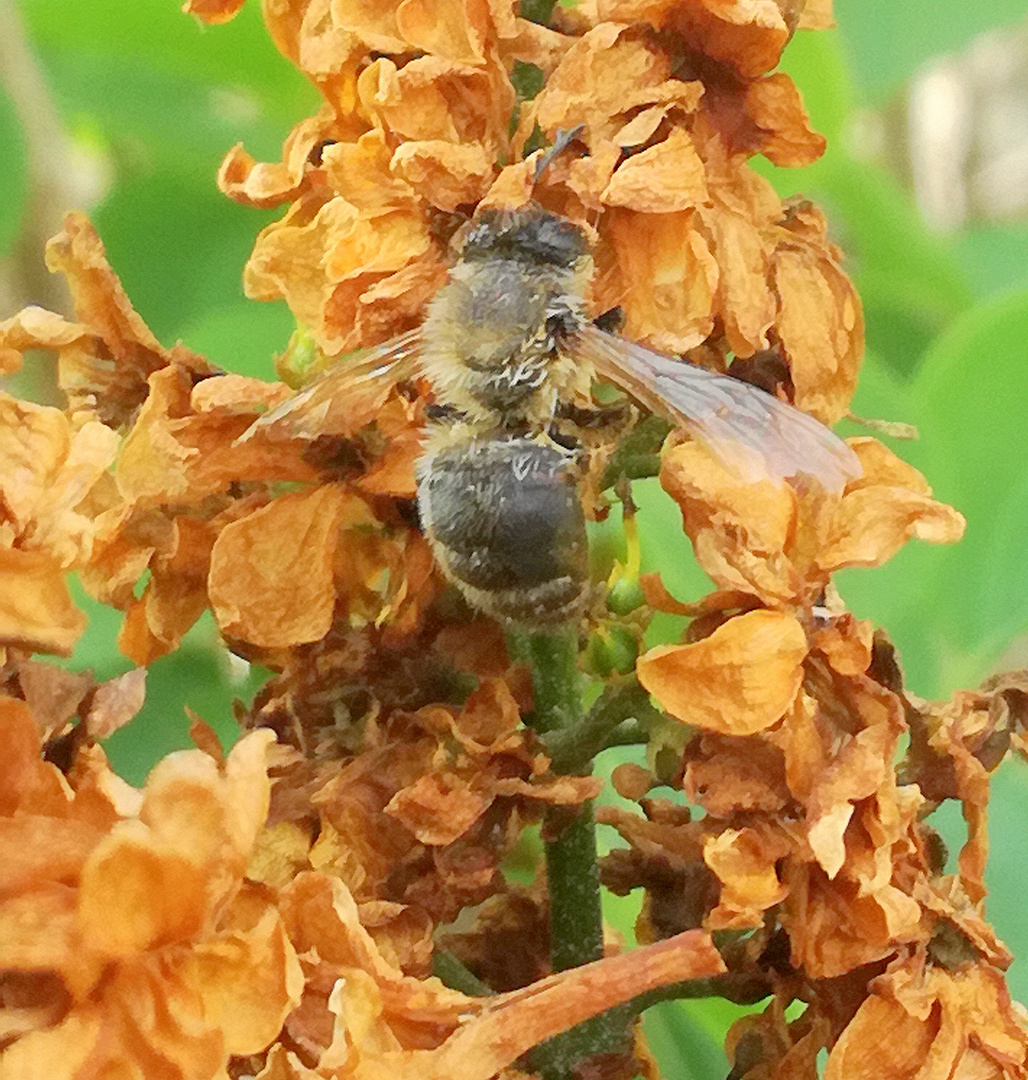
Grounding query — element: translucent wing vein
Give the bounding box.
[575,326,861,490]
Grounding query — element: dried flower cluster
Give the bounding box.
[1,1,1026,1078]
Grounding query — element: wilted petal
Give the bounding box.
[182,0,246,23]
[699,197,774,357]
[637,609,808,734]
[0,394,118,567]
[818,438,966,572]
[703,825,790,928]
[0,549,86,656]
[534,25,670,141]
[394,0,490,64]
[596,0,791,78]
[184,898,304,1055]
[771,206,863,423]
[744,73,825,166]
[208,484,370,647]
[659,438,803,602]
[823,994,936,1080]
[601,128,709,212]
[390,140,496,211]
[218,111,336,209]
[595,208,718,352]
[0,306,91,374]
[77,820,210,957]
[82,668,147,738]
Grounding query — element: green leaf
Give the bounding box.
[0,88,28,255]
[954,222,1028,301]
[775,155,972,378]
[903,289,1028,676]
[174,298,295,378]
[518,0,557,25]
[833,0,1028,101]
[21,0,316,120]
[588,478,706,649]
[92,170,281,345]
[642,998,736,1079]
[832,357,951,696]
[99,614,263,785]
[44,50,292,167]
[511,60,546,102]
[981,760,1028,1004]
[838,290,1028,696]
[776,29,853,149]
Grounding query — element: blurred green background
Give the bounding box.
[2,0,1028,1074]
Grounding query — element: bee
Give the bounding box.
[247,206,860,626]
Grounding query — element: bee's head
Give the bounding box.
[459,206,590,269]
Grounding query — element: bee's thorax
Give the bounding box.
[419,254,593,430]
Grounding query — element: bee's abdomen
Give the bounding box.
[417,438,587,626]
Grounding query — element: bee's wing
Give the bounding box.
[240,328,423,441]
[575,325,861,490]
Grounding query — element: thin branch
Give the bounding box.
[542,681,660,774]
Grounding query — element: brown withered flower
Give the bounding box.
[0,707,302,1076]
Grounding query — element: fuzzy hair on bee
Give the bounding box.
[245,205,861,628]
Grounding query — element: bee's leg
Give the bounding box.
[592,306,624,334]
[425,403,467,423]
[553,400,633,431]
[533,123,586,180]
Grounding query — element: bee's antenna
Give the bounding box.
[533,124,586,181]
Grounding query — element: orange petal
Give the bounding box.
[703,825,790,928]
[0,394,119,567]
[818,438,966,572]
[595,208,717,352]
[395,0,489,64]
[658,439,807,604]
[82,668,147,738]
[182,0,246,24]
[637,609,808,734]
[744,74,825,167]
[208,484,368,647]
[823,995,936,1080]
[185,901,304,1055]
[601,128,709,212]
[699,197,774,357]
[0,815,106,895]
[771,211,863,424]
[0,548,86,656]
[77,821,208,957]
[597,0,790,79]
[390,140,496,212]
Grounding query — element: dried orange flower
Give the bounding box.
[654,435,965,610]
[263,870,724,1079]
[0,705,302,1077]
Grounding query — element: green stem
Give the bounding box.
[432,950,494,997]
[542,682,659,774]
[516,626,582,736]
[600,415,672,490]
[513,627,634,1077]
[603,718,652,748]
[544,802,604,971]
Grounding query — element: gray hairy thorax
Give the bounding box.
[420,256,586,429]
